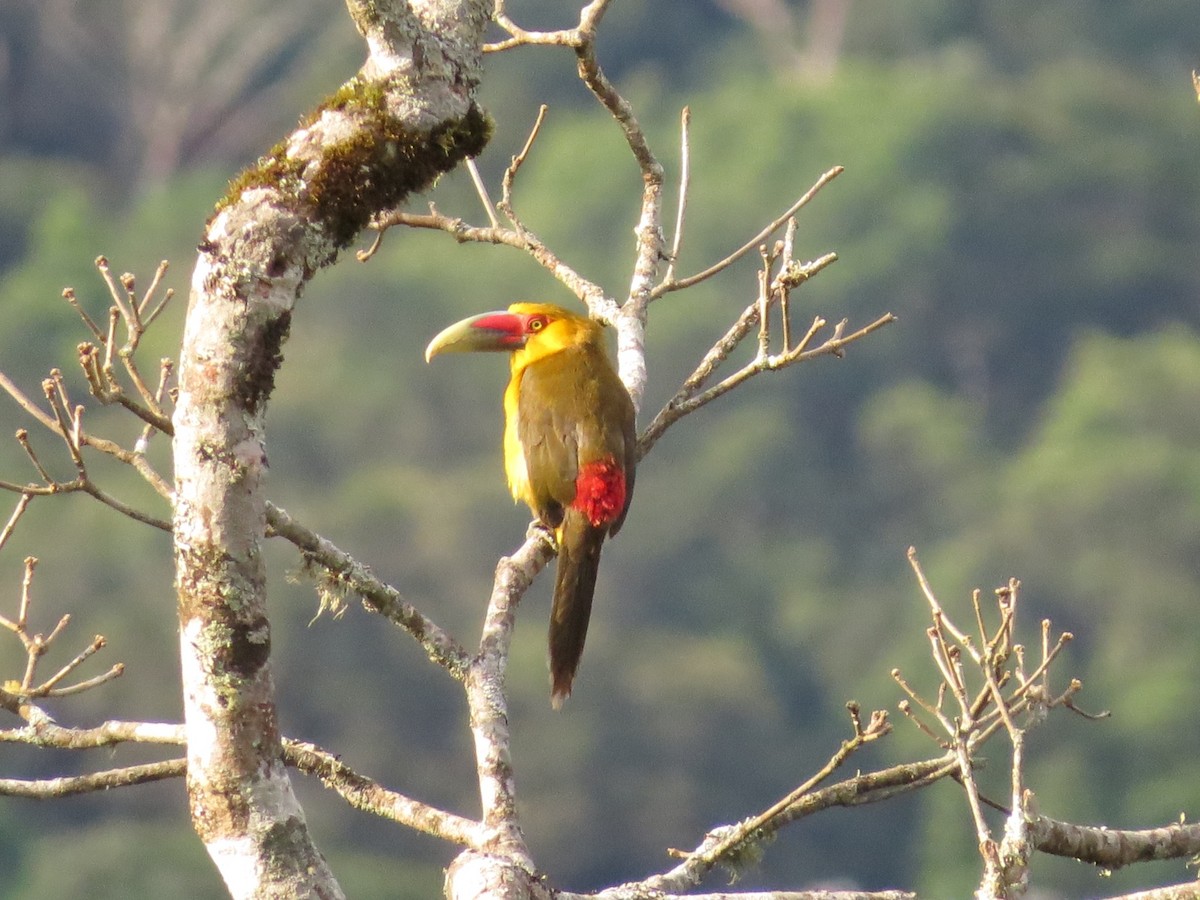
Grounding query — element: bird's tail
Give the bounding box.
[549,509,605,709]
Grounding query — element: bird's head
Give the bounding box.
[425,303,599,364]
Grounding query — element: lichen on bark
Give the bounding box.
[217,77,492,250]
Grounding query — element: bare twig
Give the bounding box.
[653,166,844,298]
[1,374,58,432]
[142,265,177,328]
[465,158,500,228]
[0,557,128,701]
[663,106,692,284]
[78,481,171,531]
[95,256,139,341]
[78,428,173,501]
[686,705,892,871]
[62,287,106,342]
[639,304,894,458]
[484,0,610,53]
[0,759,187,798]
[499,103,549,222]
[899,550,1099,898]
[0,494,32,553]
[370,208,609,309]
[907,547,972,649]
[646,754,960,895]
[14,430,54,484]
[1,261,176,532]
[103,306,119,371]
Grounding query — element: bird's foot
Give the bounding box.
[527,519,558,550]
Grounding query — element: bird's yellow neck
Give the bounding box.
[501,309,603,508]
[508,312,601,375]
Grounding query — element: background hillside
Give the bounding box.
[1,1,1199,897]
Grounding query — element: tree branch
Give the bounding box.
[283,739,484,847]
[465,526,554,862]
[172,1,492,895]
[0,759,186,798]
[369,208,608,309]
[646,755,959,895]
[266,502,471,677]
[1030,816,1200,871]
[651,166,844,298]
[0,712,481,846]
[684,706,893,876]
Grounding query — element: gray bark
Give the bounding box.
[171,1,491,895]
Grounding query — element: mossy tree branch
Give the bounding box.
[171,1,492,896]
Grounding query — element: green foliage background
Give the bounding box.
[2,1,1199,897]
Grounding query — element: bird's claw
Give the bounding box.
[527,519,557,549]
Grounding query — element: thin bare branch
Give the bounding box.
[663,106,692,284]
[62,287,106,342]
[689,707,892,870]
[0,759,186,798]
[0,471,170,530]
[143,286,176,330]
[95,256,141,343]
[896,699,950,748]
[42,664,125,697]
[119,349,163,413]
[79,481,171,531]
[101,308,119,376]
[649,754,959,894]
[907,547,972,649]
[0,374,58,432]
[79,430,173,501]
[653,166,844,298]
[0,494,32,553]
[499,103,549,220]
[638,307,894,458]
[17,556,37,634]
[0,706,479,842]
[137,260,171,319]
[0,479,58,496]
[34,635,109,694]
[484,0,609,52]
[44,381,84,471]
[466,158,500,228]
[372,209,608,308]
[15,429,55,485]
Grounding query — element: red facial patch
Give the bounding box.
[573,459,626,527]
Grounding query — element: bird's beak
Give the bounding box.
[424,311,527,362]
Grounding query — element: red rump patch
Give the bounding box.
[573,459,626,527]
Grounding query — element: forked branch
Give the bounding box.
[0,259,176,530]
[0,556,124,704]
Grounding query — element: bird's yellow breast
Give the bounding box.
[501,304,605,510]
[503,375,531,505]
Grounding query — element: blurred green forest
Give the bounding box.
[1,1,1199,897]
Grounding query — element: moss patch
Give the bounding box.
[215,77,493,251]
[236,310,292,416]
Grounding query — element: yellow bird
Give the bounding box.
[426,303,636,707]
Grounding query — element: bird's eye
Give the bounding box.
[528,316,548,332]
